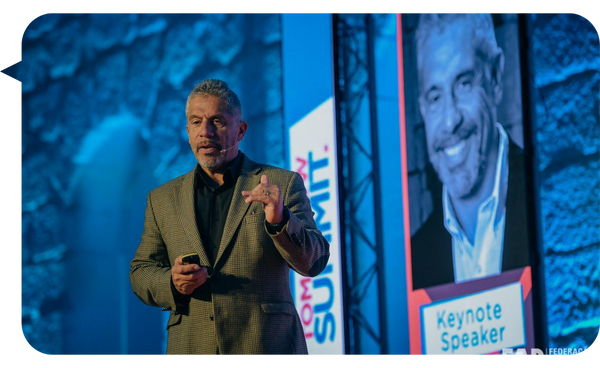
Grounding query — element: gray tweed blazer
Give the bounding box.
[130,154,330,354]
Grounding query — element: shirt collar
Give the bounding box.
[442,123,509,245]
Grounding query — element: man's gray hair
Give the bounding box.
[185,79,242,120]
[415,14,500,70]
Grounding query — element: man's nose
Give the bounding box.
[442,96,463,133]
[197,121,215,137]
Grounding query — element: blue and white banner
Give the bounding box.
[289,98,344,354]
[281,14,345,354]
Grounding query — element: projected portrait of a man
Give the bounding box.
[408,14,530,289]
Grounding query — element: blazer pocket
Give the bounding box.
[244,211,265,224]
[261,302,297,316]
[166,312,182,330]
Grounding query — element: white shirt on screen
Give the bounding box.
[442,123,509,283]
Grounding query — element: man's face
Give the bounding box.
[186,95,247,170]
[418,22,502,200]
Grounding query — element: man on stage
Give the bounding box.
[130,79,330,354]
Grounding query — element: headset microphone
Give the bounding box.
[220,144,237,153]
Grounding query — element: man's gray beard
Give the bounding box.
[196,152,225,170]
[434,150,487,200]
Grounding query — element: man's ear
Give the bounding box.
[491,50,505,106]
[238,121,248,142]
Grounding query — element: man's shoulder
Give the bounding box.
[149,169,194,198]
[245,156,298,182]
[259,164,296,178]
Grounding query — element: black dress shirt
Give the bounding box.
[169,153,242,308]
[194,153,243,266]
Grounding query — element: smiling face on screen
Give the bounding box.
[417,19,503,199]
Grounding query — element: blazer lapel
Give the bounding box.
[214,155,262,268]
[174,166,212,267]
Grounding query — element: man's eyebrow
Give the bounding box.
[455,70,475,81]
[188,114,227,121]
[423,68,476,94]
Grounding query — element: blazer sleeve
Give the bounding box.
[268,172,330,277]
[129,192,179,312]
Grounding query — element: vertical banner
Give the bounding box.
[289,99,344,353]
[397,14,536,354]
[282,15,345,354]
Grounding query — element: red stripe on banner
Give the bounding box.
[519,266,532,301]
[396,14,411,297]
[396,13,423,354]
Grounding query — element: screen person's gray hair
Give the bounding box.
[185,79,242,121]
[415,14,501,72]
